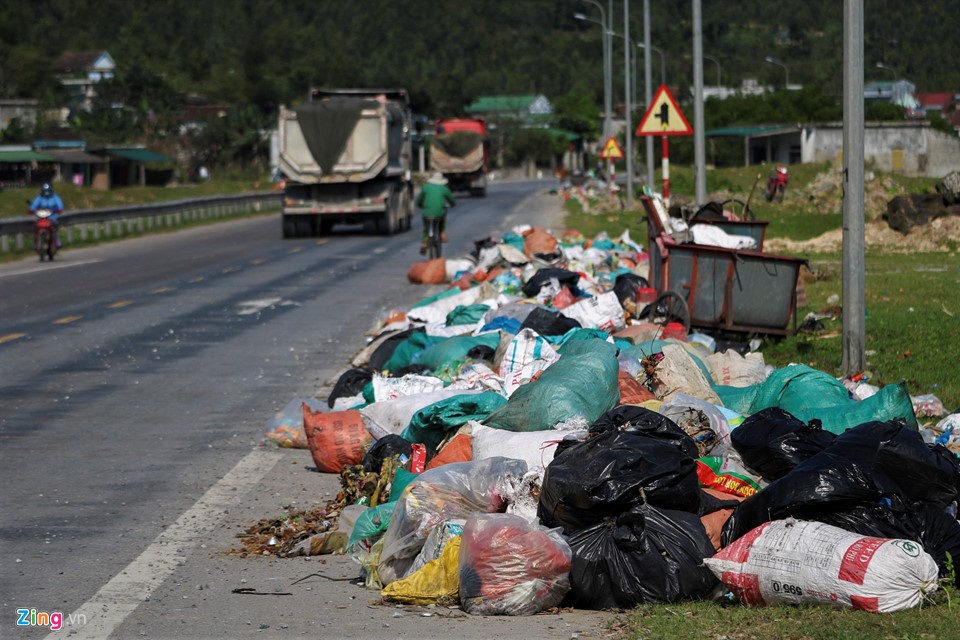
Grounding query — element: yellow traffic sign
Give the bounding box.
[599,136,624,159]
[636,84,693,136]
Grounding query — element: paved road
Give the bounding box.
[0,179,615,639]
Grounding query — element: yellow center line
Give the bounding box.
[108,300,134,309]
[189,276,205,283]
[222,266,241,273]
[54,315,82,325]
[316,239,329,245]
[0,333,26,344]
[152,287,175,294]
[287,247,303,254]
[250,258,267,265]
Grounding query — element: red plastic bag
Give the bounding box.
[459,513,572,615]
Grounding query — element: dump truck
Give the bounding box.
[430,117,489,197]
[277,88,414,237]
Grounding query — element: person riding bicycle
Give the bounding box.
[30,182,65,248]
[416,172,455,255]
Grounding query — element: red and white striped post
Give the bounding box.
[661,136,670,206]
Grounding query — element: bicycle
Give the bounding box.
[424,216,443,259]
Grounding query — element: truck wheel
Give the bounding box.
[282,215,297,238]
[471,187,487,197]
[295,216,312,237]
[318,218,333,235]
[398,190,412,232]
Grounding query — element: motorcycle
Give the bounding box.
[33,207,59,261]
[764,165,789,203]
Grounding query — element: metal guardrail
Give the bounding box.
[0,192,281,253]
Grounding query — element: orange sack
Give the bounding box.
[425,433,473,470]
[303,406,371,473]
[407,258,447,285]
[523,227,559,259]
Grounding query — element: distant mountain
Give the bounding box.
[2,0,957,116]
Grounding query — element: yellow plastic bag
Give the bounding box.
[381,536,461,605]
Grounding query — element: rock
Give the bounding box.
[883,193,949,233]
[936,171,960,205]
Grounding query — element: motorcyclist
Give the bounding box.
[415,172,455,254]
[30,182,65,248]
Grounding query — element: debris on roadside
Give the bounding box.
[243,206,959,618]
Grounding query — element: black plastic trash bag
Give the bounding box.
[588,405,701,459]
[518,307,582,337]
[564,503,719,609]
[327,367,373,408]
[721,450,893,545]
[361,434,414,473]
[521,268,581,298]
[612,273,650,307]
[828,419,960,509]
[539,412,701,532]
[730,407,836,480]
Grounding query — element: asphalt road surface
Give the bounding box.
[0,179,616,639]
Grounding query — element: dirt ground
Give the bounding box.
[765,168,960,254]
[765,215,960,254]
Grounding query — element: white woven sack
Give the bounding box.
[704,519,939,613]
[470,422,585,471]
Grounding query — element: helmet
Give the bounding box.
[41,182,53,197]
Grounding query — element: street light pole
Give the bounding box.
[575,7,611,142]
[624,0,633,210]
[638,43,666,85]
[643,0,654,191]
[764,56,789,88]
[875,61,897,80]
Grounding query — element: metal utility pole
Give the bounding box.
[842,0,866,374]
[576,4,611,144]
[624,0,633,209]
[692,0,706,206]
[643,0,654,191]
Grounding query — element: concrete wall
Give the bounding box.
[803,123,960,177]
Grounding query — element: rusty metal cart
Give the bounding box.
[641,195,807,336]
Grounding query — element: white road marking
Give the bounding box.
[49,448,284,640]
[237,298,283,315]
[0,259,102,278]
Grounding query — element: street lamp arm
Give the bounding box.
[764,56,789,87]
[638,43,666,86]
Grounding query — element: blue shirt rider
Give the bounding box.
[30,182,65,247]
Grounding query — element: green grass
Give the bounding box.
[614,592,959,640]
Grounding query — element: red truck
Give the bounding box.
[430,117,489,197]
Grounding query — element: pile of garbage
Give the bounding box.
[260,223,960,616]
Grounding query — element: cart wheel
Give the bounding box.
[721,198,756,221]
[650,291,691,333]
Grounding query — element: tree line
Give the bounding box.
[1,0,955,171]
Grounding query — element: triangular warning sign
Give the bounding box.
[636,85,693,136]
[599,136,624,159]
